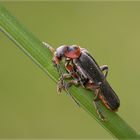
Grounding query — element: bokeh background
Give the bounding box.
[0,1,140,138]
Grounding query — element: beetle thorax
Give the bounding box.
[64,45,81,59]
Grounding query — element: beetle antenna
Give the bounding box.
[42,42,55,53]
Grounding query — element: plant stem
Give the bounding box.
[0,4,139,139]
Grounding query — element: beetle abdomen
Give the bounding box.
[100,80,120,110]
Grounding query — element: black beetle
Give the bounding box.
[43,42,120,120]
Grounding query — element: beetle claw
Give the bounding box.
[57,81,69,93]
[57,74,70,94]
[57,78,65,94]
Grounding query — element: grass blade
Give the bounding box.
[0,4,139,139]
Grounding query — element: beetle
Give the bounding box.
[43,42,120,120]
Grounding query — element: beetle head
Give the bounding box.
[64,45,81,59]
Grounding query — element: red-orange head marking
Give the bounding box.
[64,45,81,59]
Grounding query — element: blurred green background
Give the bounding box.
[0,1,140,138]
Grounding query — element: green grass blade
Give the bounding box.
[0,5,139,139]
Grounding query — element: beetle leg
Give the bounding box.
[100,65,108,78]
[57,78,79,93]
[83,80,105,120]
[65,60,79,78]
[84,81,102,90]
[93,82,102,101]
[57,73,80,107]
[93,88,106,121]
[57,73,80,92]
[92,82,106,121]
[93,100,105,121]
[65,80,80,107]
[65,79,79,89]
[57,73,72,93]
[94,89,100,101]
